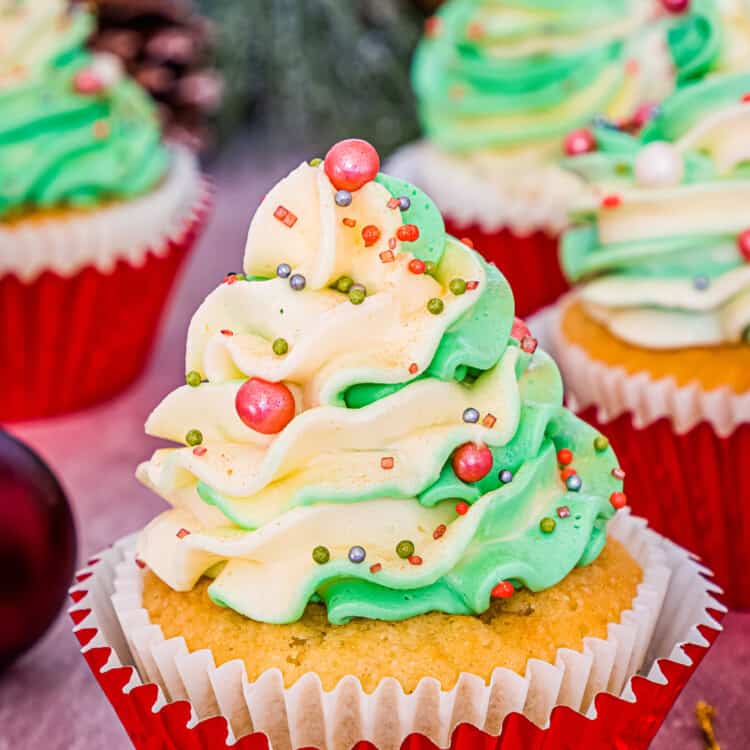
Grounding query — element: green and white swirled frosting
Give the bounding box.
[0,0,168,219]
[562,73,750,349]
[413,0,723,153]
[137,156,625,625]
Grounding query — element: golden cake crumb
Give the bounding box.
[562,300,750,394]
[142,539,641,693]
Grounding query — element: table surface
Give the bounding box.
[1,138,748,750]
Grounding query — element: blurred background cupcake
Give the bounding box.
[553,72,750,608]
[387,0,725,317]
[0,0,210,422]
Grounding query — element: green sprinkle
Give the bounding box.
[335,275,354,293]
[594,436,610,452]
[309,157,323,167]
[449,278,466,296]
[424,261,436,276]
[312,546,330,564]
[427,297,444,315]
[272,338,289,356]
[396,540,415,559]
[186,429,203,447]
[539,517,556,534]
[185,371,202,387]
[349,286,366,305]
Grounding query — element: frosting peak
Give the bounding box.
[138,141,625,625]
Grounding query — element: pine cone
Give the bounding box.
[88,0,223,151]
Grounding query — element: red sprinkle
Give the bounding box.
[455,501,470,516]
[408,555,423,566]
[520,336,538,354]
[387,197,400,209]
[408,362,419,375]
[176,528,191,539]
[433,524,447,540]
[221,329,234,336]
[601,194,622,209]
[381,456,395,470]
[74,69,104,95]
[192,446,207,456]
[362,225,381,247]
[511,317,531,341]
[460,237,474,248]
[465,280,479,291]
[612,467,626,481]
[425,16,442,37]
[224,274,238,285]
[557,448,574,466]
[396,224,420,243]
[135,558,146,569]
[388,237,397,250]
[742,93,750,103]
[556,506,571,519]
[379,250,395,263]
[408,258,426,274]
[738,228,750,261]
[274,205,298,227]
[610,491,628,510]
[491,581,514,599]
[343,217,357,228]
[560,468,577,482]
[370,563,382,574]
[482,413,497,428]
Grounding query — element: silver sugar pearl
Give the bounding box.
[348,545,366,564]
[335,189,352,207]
[289,273,306,291]
[462,407,480,424]
[276,263,292,279]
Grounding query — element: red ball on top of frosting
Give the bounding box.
[235,378,295,434]
[324,139,380,192]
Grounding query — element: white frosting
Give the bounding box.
[0,146,205,282]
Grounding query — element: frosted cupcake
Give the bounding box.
[81,139,724,748]
[555,73,750,608]
[0,0,209,421]
[387,0,723,317]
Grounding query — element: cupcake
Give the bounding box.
[72,140,723,748]
[0,0,210,422]
[555,73,750,608]
[387,0,724,317]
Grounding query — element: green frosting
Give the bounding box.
[412,0,722,152]
[0,6,168,218]
[562,72,750,287]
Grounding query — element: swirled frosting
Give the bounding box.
[412,0,722,154]
[137,149,625,625]
[562,73,750,349]
[0,0,168,219]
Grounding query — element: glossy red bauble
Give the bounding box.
[738,228,750,261]
[563,128,596,156]
[452,442,493,483]
[324,139,380,192]
[0,431,77,670]
[235,378,296,435]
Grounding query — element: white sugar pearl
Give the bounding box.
[634,141,684,188]
[90,53,124,88]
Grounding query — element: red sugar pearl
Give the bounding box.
[610,492,628,510]
[455,501,470,516]
[433,524,447,540]
[557,448,574,466]
[408,555,423,566]
[564,128,596,156]
[362,225,381,247]
[460,237,474,248]
[396,224,420,243]
[738,229,750,261]
[560,468,577,482]
[408,258,426,274]
[601,194,622,209]
[491,581,514,599]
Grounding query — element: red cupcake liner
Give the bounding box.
[0,189,211,423]
[69,522,724,750]
[578,408,750,610]
[442,218,569,319]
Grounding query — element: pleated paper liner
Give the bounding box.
[550,296,750,609]
[69,511,725,750]
[442,219,568,319]
[0,181,212,422]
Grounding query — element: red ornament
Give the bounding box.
[0,431,77,670]
[510,317,531,341]
[557,448,574,466]
[408,258,426,274]
[235,378,295,435]
[738,229,750,261]
[610,492,628,510]
[74,68,104,95]
[491,581,514,599]
[560,468,577,482]
[362,225,381,247]
[452,442,493,483]
[396,224,420,243]
[455,501,470,516]
[564,129,596,156]
[324,139,380,192]
[661,0,690,12]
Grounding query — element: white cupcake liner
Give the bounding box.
[69,511,725,750]
[547,295,750,437]
[385,141,587,236]
[0,145,203,282]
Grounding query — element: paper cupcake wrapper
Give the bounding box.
[544,298,750,608]
[442,218,568,319]
[0,180,212,422]
[69,511,725,750]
